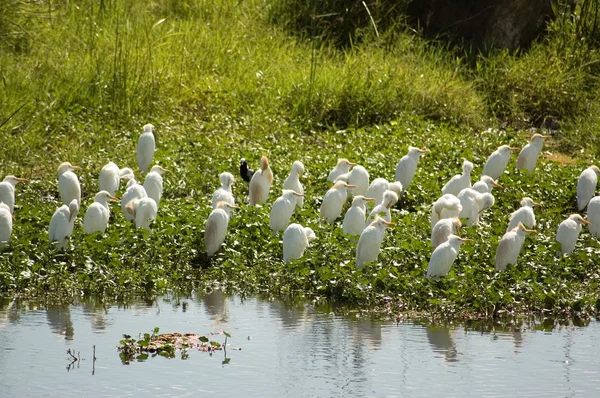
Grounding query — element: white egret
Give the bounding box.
[211,172,235,209]
[457,188,495,226]
[269,189,304,231]
[57,162,81,206]
[249,156,273,205]
[366,190,399,225]
[506,197,541,232]
[49,199,79,250]
[283,223,316,263]
[516,133,551,173]
[431,194,463,230]
[283,161,305,207]
[320,181,356,224]
[83,191,119,234]
[335,165,370,196]
[119,167,135,181]
[395,146,429,191]
[442,160,473,196]
[343,195,375,236]
[121,178,148,222]
[576,165,600,211]
[137,123,155,173]
[0,175,28,214]
[431,217,462,249]
[356,216,394,269]
[365,178,403,205]
[427,234,471,278]
[205,201,238,257]
[495,222,536,271]
[482,145,520,180]
[0,203,12,248]
[99,162,134,195]
[126,197,158,231]
[556,214,591,256]
[587,196,600,237]
[143,165,170,207]
[327,159,356,183]
[472,175,503,194]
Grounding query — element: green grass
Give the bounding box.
[1,0,600,318]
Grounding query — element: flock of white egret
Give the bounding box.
[0,126,598,280]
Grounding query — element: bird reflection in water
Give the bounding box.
[82,299,109,331]
[426,326,458,362]
[202,289,229,324]
[46,305,74,340]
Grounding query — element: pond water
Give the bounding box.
[1,293,599,397]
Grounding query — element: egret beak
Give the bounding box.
[16,178,28,183]
[526,228,537,233]
[492,181,503,189]
[460,238,472,243]
[420,149,430,154]
[478,209,485,214]
[541,135,552,139]
[346,184,357,189]
[297,172,301,177]
[383,221,395,226]
[110,196,120,202]
[161,168,172,173]
[582,219,592,225]
[71,166,81,170]
[227,204,240,209]
[509,147,520,151]
[348,162,357,167]
[365,197,376,202]
[293,192,304,197]
[533,202,543,207]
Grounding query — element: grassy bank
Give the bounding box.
[1,0,600,318]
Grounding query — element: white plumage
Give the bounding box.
[495,222,536,271]
[99,162,121,196]
[320,181,356,224]
[365,178,403,206]
[137,123,155,173]
[365,190,399,226]
[395,146,429,191]
[327,158,356,183]
[57,162,81,206]
[49,199,79,250]
[283,161,305,207]
[356,216,394,269]
[270,189,304,231]
[516,134,551,173]
[121,178,148,222]
[283,223,316,263]
[457,188,495,226]
[431,217,462,249]
[205,201,238,257]
[335,165,370,196]
[482,145,520,180]
[472,175,503,194]
[212,172,235,209]
[143,165,169,207]
[343,195,375,236]
[442,160,473,196]
[427,234,471,278]
[587,196,600,237]
[249,156,273,205]
[431,194,463,230]
[556,214,590,256]
[0,175,27,214]
[126,197,158,231]
[576,166,599,211]
[83,191,119,234]
[0,203,12,248]
[506,197,540,232]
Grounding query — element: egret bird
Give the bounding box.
[506,197,541,232]
[356,216,394,269]
[83,191,119,234]
[212,172,235,209]
[482,145,520,180]
[587,196,600,237]
[49,199,79,250]
[335,165,370,196]
[57,162,81,206]
[283,223,316,263]
[136,123,155,173]
[270,189,304,231]
[283,161,305,207]
[320,181,356,224]
[99,162,133,196]
[431,194,463,230]
[427,234,471,278]
[143,165,170,207]
[395,146,429,191]
[366,190,399,226]
[457,188,495,226]
[343,195,375,236]
[249,156,273,205]
[205,201,238,257]
[442,160,473,196]
[472,175,503,194]
[121,178,148,222]
[516,133,551,173]
[431,217,462,249]
[239,158,255,183]
[495,222,536,271]
[556,214,591,256]
[125,197,158,231]
[0,203,12,248]
[365,178,403,205]
[327,159,356,183]
[0,175,28,214]
[576,165,600,211]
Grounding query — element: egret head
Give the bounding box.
[282,189,304,200]
[480,175,503,189]
[451,217,462,232]
[568,214,591,225]
[447,234,472,246]
[57,162,80,177]
[149,165,171,175]
[126,178,138,189]
[332,181,356,191]
[143,124,155,133]
[462,160,474,174]
[119,167,135,180]
[531,133,551,145]
[383,190,399,209]
[68,199,79,222]
[388,181,403,198]
[219,172,235,187]
[292,160,305,176]
[2,175,28,186]
[304,227,316,243]
[370,215,395,230]
[520,197,541,208]
[95,190,120,203]
[590,165,600,176]
[260,156,270,171]
[514,222,536,235]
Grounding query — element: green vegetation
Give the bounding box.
[1,0,600,318]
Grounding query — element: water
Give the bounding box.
[1,293,599,397]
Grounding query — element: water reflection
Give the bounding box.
[426,326,458,362]
[46,305,74,340]
[81,300,109,331]
[202,289,229,324]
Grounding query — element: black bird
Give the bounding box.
[240,158,255,183]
